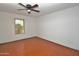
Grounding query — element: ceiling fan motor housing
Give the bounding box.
[26,4,32,9]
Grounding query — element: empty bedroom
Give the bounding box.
[0,3,79,56]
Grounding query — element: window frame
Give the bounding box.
[14,18,25,34]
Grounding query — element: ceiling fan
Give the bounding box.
[18,3,40,14]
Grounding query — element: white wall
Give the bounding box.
[37,6,79,50]
[0,11,37,43]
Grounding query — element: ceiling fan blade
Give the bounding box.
[32,4,38,8]
[18,3,26,8]
[31,9,40,12]
[18,9,26,10]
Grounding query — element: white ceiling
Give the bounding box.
[0,3,79,17]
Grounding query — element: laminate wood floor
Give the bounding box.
[0,37,79,56]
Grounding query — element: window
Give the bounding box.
[15,18,25,34]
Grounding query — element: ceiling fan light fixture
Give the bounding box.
[27,10,31,14]
[27,9,31,12]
